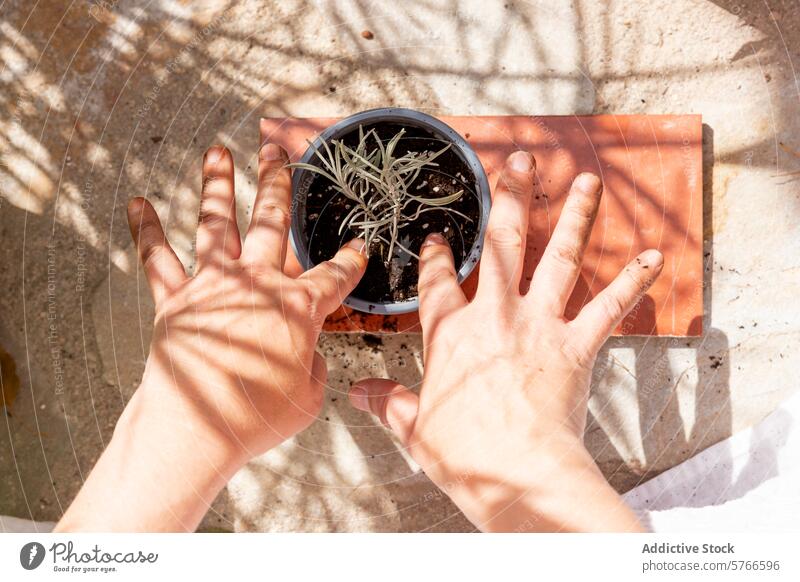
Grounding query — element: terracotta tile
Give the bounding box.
[261,115,703,336]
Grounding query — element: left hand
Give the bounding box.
[56,143,366,531]
[124,143,367,458]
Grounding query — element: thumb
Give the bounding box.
[349,378,419,446]
[299,238,367,316]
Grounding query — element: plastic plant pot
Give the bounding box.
[289,107,491,315]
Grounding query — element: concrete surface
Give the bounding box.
[1,0,798,532]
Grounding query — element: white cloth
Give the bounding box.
[624,390,800,532]
[0,515,54,533]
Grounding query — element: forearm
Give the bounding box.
[55,384,244,532]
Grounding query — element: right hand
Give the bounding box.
[349,151,662,532]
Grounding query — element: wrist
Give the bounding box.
[434,437,642,533]
[117,377,249,475]
[56,382,246,532]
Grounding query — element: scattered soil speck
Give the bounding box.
[362,334,383,350]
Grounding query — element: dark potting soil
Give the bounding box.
[302,122,481,305]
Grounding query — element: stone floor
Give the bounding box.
[1,0,798,532]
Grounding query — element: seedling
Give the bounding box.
[289,127,472,263]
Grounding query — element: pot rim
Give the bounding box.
[289,107,491,315]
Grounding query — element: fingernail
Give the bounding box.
[421,232,446,248]
[574,172,602,193]
[508,150,534,172]
[345,238,366,254]
[127,197,145,215]
[206,146,225,164]
[643,249,664,269]
[260,142,284,161]
[350,386,369,411]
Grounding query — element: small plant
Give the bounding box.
[289,126,472,263]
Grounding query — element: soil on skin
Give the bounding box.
[303,122,481,305]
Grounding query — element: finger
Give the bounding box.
[418,233,466,338]
[127,197,187,305]
[349,378,419,446]
[570,249,664,354]
[476,150,535,301]
[241,142,292,268]
[527,172,603,315]
[299,239,367,316]
[196,146,241,269]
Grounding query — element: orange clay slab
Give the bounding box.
[261,115,703,336]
